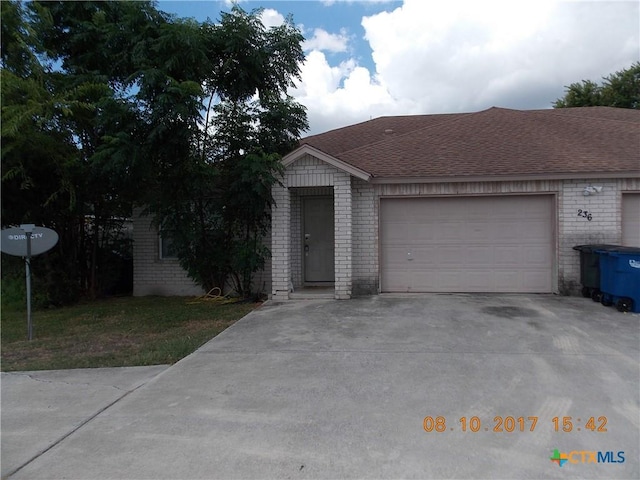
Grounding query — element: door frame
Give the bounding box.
[302,195,335,286]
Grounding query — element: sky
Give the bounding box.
[158,0,640,136]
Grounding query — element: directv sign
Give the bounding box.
[1,224,59,340]
[1,226,59,256]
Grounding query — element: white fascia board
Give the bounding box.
[370,171,640,184]
[282,145,371,182]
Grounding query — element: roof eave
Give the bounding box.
[282,145,372,182]
[370,171,640,184]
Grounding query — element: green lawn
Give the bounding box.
[1,296,259,371]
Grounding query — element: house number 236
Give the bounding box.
[577,209,593,221]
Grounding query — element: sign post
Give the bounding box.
[23,224,34,340]
[1,224,59,340]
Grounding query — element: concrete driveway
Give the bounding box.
[2,294,639,479]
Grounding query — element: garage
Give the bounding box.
[380,195,554,293]
[622,193,640,247]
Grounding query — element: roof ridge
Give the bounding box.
[301,112,459,141]
[301,116,381,142]
[532,106,640,125]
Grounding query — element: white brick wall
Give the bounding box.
[334,172,353,299]
[271,184,291,300]
[558,178,640,294]
[132,208,203,296]
[133,208,271,297]
[285,154,339,187]
[352,178,377,295]
[290,193,302,288]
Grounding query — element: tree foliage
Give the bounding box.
[1,0,308,302]
[554,62,640,109]
[2,1,138,302]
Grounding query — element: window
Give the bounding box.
[159,231,178,259]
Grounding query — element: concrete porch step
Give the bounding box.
[289,287,335,300]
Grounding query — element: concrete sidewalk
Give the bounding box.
[1,366,169,478]
[1,294,638,479]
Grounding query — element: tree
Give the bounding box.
[554,62,640,109]
[143,7,308,297]
[1,1,151,302]
[2,1,307,302]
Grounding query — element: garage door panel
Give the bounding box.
[382,247,413,270]
[410,247,436,264]
[431,223,462,243]
[490,271,521,291]
[466,271,501,290]
[380,196,553,293]
[417,271,459,290]
[435,246,469,264]
[463,245,495,268]
[527,223,552,240]
[466,223,494,242]
[384,273,409,291]
[383,225,410,243]
[412,225,435,241]
[524,246,552,265]
[493,247,520,266]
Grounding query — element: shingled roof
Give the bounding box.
[296,107,640,181]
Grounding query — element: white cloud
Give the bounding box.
[303,28,350,53]
[362,0,638,114]
[260,8,285,28]
[289,0,639,135]
[223,0,244,7]
[292,51,413,134]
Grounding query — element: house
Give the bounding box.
[133,106,640,299]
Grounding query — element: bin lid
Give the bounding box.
[572,244,621,253]
[595,246,640,255]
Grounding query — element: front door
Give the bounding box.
[303,197,334,283]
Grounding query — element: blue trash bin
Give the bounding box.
[572,244,620,300]
[596,247,640,313]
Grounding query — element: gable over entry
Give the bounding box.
[271,146,370,300]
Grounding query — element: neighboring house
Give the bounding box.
[133,106,640,299]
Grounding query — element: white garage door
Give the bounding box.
[622,193,640,247]
[380,195,554,293]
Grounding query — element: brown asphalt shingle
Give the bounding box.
[299,107,640,179]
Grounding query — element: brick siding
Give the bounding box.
[133,208,271,297]
[272,154,353,299]
[334,171,353,299]
[136,156,639,298]
[352,178,378,295]
[132,208,203,296]
[559,178,640,294]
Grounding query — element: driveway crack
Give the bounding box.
[2,380,146,479]
[14,372,128,391]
